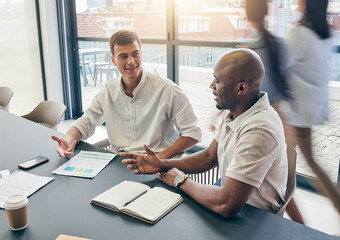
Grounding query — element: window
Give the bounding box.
[228,16,247,30]
[76,0,166,39]
[179,16,209,33]
[67,0,340,183]
[181,52,191,65]
[206,50,213,63]
[179,46,233,146]
[95,17,136,37]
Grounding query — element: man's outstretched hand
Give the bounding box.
[51,135,76,158]
[121,145,164,174]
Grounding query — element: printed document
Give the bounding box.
[0,170,10,180]
[0,171,54,209]
[52,151,116,178]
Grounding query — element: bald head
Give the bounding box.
[215,49,264,95]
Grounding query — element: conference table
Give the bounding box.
[0,110,337,240]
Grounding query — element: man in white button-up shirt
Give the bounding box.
[52,30,201,159]
[122,49,288,218]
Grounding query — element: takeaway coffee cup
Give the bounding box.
[4,194,28,231]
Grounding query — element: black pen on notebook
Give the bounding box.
[123,190,148,206]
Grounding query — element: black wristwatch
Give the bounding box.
[174,175,188,189]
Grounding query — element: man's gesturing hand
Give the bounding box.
[51,135,76,158]
[121,145,163,174]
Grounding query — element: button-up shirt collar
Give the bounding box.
[119,69,147,100]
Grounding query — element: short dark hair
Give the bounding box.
[109,30,142,56]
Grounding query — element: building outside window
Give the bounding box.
[179,16,210,33]
[72,0,340,183]
[206,50,213,63]
[181,52,191,65]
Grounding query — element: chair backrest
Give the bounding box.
[21,101,66,130]
[276,144,297,216]
[94,138,112,151]
[0,87,14,112]
[187,166,220,185]
[187,144,297,213]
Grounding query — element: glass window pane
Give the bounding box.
[179,46,339,183]
[78,40,111,110]
[176,0,340,42]
[176,0,250,41]
[141,44,167,78]
[178,46,233,147]
[76,0,166,39]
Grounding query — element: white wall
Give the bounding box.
[0,2,45,115]
[0,1,64,115]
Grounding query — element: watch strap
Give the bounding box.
[175,175,188,189]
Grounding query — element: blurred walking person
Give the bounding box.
[283,0,340,224]
[245,0,303,224]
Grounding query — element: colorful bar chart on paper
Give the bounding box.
[52,151,116,178]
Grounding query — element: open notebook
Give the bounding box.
[91,180,183,224]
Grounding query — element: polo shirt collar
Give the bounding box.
[225,92,269,132]
[119,68,148,99]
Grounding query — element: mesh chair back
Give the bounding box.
[187,165,220,185]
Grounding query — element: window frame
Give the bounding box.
[58,0,340,189]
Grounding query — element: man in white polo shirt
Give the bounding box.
[52,30,201,159]
[122,49,288,217]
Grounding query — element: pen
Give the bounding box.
[123,190,148,206]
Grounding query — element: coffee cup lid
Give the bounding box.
[4,194,28,210]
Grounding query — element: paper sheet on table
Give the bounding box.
[0,170,10,180]
[0,171,54,209]
[52,151,116,179]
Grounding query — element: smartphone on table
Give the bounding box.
[18,156,49,170]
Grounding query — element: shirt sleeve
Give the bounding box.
[286,26,307,71]
[225,128,278,188]
[169,85,202,142]
[72,90,105,140]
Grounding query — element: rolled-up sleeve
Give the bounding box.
[72,93,105,140]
